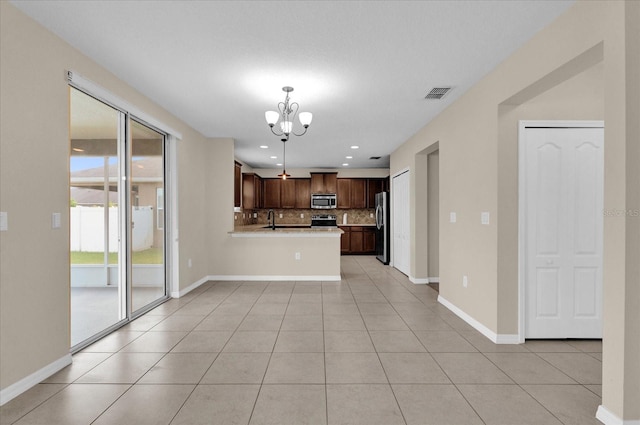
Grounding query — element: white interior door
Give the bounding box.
[393,171,410,276]
[523,125,604,338]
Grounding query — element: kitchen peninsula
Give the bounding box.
[228,225,343,280]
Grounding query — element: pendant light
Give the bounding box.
[277,140,290,180]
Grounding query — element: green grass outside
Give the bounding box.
[71,248,163,265]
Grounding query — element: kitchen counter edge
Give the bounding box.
[230,224,343,238]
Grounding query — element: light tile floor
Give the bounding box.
[0,256,603,425]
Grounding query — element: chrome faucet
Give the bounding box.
[267,209,276,230]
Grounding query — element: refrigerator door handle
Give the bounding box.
[375,205,382,229]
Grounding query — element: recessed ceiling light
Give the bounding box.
[350,145,359,149]
[345,156,353,159]
[260,145,269,149]
[342,163,349,166]
[270,156,277,159]
[276,163,282,166]
[72,147,84,152]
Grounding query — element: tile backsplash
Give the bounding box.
[234,208,375,226]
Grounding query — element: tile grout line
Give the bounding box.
[347,260,409,425]
[97,281,245,425]
[354,256,488,425]
[246,280,293,425]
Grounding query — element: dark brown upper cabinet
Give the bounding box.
[295,179,311,209]
[337,178,367,209]
[310,172,337,194]
[367,178,384,208]
[242,172,262,210]
[234,161,242,208]
[280,178,297,209]
[263,178,281,209]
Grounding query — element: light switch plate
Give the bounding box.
[449,212,457,223]
[279,213,283,219]
[52,212,61,229]
[0,212,7,231]
[481,212,490,225]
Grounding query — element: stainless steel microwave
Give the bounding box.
[311,193,337,209]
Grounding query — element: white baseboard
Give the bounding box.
[0,353,72,406]
[437,295,519,344]
[409,276,429,284]
[428,277,439,283]
[170,275,210,298]
[596,405,640,425]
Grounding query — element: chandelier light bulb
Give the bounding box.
[280,121,293,134]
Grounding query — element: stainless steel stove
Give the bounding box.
[311,214,337,228]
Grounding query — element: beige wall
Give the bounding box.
[0,2,226,391]
[389,1,638,420]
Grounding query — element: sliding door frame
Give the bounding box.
[68,71,180,351]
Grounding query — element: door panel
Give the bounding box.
[130,119,166,313]
[70,88,125,347]
[392,171,410,276]
[524,126,603,338]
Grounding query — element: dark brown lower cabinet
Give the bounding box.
[363,227,375,252]
[340,227,351,254]
[340,226,376,254]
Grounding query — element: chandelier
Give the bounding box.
[265,86,312,142]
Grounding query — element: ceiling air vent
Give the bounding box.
[369,156,381,160]
[425,87,452,100]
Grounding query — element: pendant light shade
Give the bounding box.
[265,111,279,126]
[298,112,313,127]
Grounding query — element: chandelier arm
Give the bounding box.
[292,127,309,137]
[289,102,299,127]
[270,126,284,137]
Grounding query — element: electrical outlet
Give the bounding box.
[253,212,257,218]
[234,215,237,220]
[0,212,7,231]
[370,213,374,218]
[279,213,283,219]
[481,212,490,225]
[295,252,301,260]
[188,259,192,268]
[243,213,246,219]
[450,212,457,223]
[463,275,468,288]
[300,213,304,218]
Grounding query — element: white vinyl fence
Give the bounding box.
[70,206,154,252]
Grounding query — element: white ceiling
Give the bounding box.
[13,0,574,169]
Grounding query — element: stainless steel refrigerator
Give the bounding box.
[375,191,390,264]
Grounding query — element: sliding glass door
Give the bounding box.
[69,87,168,349]
[130,119,166,313]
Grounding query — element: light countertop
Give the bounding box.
[230,224,343,237]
